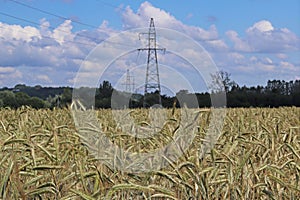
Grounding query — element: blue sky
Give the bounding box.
[0,0,299,93]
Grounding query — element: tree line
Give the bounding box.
[0,78,299,109]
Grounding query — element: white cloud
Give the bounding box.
[247,56,275,72]
[247,20,274,32]
[227,20,300,53]
[121,1,218,41]
[264,57,273,64]
[0,22,41,42]
[0,19,98,87]
[276,53,287,59]
[258,64,275,72]
[215,52,298,82]
[279,61,298,71]
[36,74,52,83]
[0,66,23,86]
[39,18,51,36]
[235,60,275,73]
[0,66,15,74]
[52,20,74,45]
[226,30,252,52]
[250,56,258,62]
[0,2,299,88]
[204,39,228,52]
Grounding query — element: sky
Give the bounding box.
[0,0,299,93]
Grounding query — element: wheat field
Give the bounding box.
[0,106,299,199]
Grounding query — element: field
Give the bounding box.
[0,107,299,199]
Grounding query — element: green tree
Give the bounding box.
[210,70,237,93]
[0,91,17,108]
[98,80,113,98]
[61,88,72,106]
[27,97,45,109]
[95,80,114,108]
[15,92,30,107]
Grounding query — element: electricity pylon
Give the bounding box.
[123,69,135,93]
[138,18,165,107]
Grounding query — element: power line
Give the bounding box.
[2,0,140,48]
[0,12,96,47]
[0,11,41,27]
[7,0,98,29]
[0,24,95,47]
[0,11,137,48]
[0,0,142,49]
[95,0,127,12]
[0,11,99,42]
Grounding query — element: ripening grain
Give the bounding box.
[0,106,299,199]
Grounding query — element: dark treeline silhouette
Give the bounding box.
[226,80,300,107]
[0,79,299,109]
[0,84,72,109]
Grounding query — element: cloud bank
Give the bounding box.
[0,1,299,89]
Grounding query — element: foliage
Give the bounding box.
[210,70,237,93]
[0,91,46,109]
[0,78,300,109]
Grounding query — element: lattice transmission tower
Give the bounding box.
[123,69,135,93]
[138,18,165,107]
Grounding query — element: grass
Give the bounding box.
[0,106,299,199]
